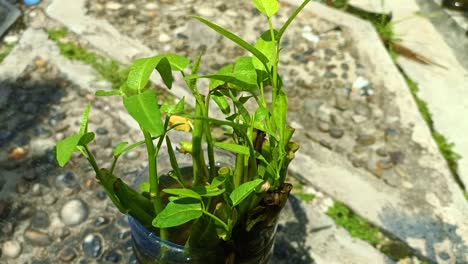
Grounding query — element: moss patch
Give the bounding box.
[403,73,464,189]
[295,193,316,202]
[0,44,14,64]
[326,201,381,245]
[47,28,129,89]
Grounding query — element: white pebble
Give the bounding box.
[2,241,22,258]
[3,35,18,45]
[105,2,122,10]
[158,33,171,43]
[144,3,158,10]
[60,199,88,226]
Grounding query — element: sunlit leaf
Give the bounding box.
[253,0,279,18]
[230,179,264,206]
[95,90,122,97]
[214,142,250,156]
[152,198,203,228]
[191,16,269,66]
[123,90,164,136]
[55,134,82,167]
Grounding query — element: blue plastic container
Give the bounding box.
[127,150,277,263]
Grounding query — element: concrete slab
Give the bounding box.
[350,0,468,189]
[276,196,394,264]
[284,1,468,262]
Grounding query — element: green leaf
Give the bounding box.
[140,182,150,193]
[55,134,82,167]
[253,0,279,18]
[191,16,269,66]
[230,179,264,207]
[211,176,226,187]
[277,0,310,41]
[165,136,185,187]
[214,142,250,156]
[78,132,95,146]
[126,54,190,91]
[152,198,203,228]
[192,185,225,197]
[156,57,173,89]
[253,30,277,71]
[163,54,191,71]
[273,89,287,141]
[163,188,202,200]
[254,107,269,122]
[126,56,163,91]
[212,91,230,115]
[79,102,91,134]
[113,142,128,157]
[123,90,164,136]
[188,73,257,92]
[161,97,185,115]
[209,64,234,90]
[95,90,122,97]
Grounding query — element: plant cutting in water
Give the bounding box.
[55,0,310,262]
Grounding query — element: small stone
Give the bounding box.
[377,160,394,170]
[2,240,22,258]
[324,71,338,78]
[95,127,108,135]
[329,127,344,139]
[356,134,376,146]
[116,216,129,227]
[144,3,158,10]
[104,250,122,263]
[303,98,322,116]
[124,151,139,160]
[389,151,405,165]
[82,233,103,258]
[42,194,57,205]
[56,172,79,189]
[31,183,42,196]
[317,104,332,122]
[352,115,367,124]
[319,140,332,150]
[317,121,330,132]
[59,247,77,262]
[1,222,14,236]
[94,216,109,227]
[96,136,111,148]
[115,123,130,135]
[158,33,171,43]
[354,104,371,117]
[24,229,51,247]
[60,199,89,226]
[198,7,215,17]
[105,2,122,10]
[16,182,29,194]
[15,205,33,220]
[384,128,399,142]
[8,147,27,160]
[33,57,47,68]
[376,147,388,157]
[119,230,131,240]
[96,190,107,200]
[334,95,348,111]
[32,210,50,229]
[24,171,38,181]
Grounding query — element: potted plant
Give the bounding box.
[55,0,310,263]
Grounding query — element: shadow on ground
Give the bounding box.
[379,206,468,263]
[0,77,69,230]
[273,195,316,263]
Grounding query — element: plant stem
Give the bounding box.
[203,210,229,231]
[204,93,216,180]
[84,145,100,174]
[142,130,168,242]
[110,157,118,175]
